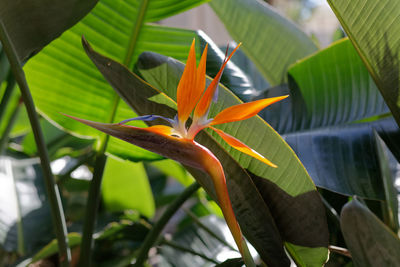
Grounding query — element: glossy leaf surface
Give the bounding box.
[328,0,400,126]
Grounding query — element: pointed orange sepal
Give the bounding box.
[210,126,277,168]
[177,40,208,124]
[193,43,242,120]
[211,95,288,126]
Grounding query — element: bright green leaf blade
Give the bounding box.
[23,0,201,161]
[328,0,400,126]
[30,233,82,263]
[374,131,399,231]
[285,243,329,267]
[210,0,317,85]
[145,0,211,22]
[340,198,400,266]
[135,52,329,265]
[82,40,291,266]
[288,38,388,131]
[0,0,97,63]
[150,159,195,187]
[102,157,155,217]
[0,156,53,255]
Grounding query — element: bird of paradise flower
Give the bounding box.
[67,39,287,266]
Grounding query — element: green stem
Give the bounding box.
[0,97,21,155]
[160,239,219,264]
[78,153,107,267]
[0,22,70,266]
[133,182,201,266]
[0,72,16,122]
[78,2,150,264]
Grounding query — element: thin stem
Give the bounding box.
[78,153,107,267]
[133,182,201,266]
[0,72,16,122]
[0,97,21,155]
[160,239,219,264]
[0,22,70,266]
[183,208,237,251]
[328,245,352,258]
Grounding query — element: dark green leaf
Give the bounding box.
[328,0,400,126]
[0,0,98,62]
[374,131,399,231]
[340,198,400,267]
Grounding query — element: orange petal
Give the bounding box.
[177,40,208,124]
[210,126,277,168]
[211,95,288,125]
[142,125,174,136]
[193,43,241,120]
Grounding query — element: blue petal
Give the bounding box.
[119,115,175,125]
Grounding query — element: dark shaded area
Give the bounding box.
[251,173,329,247]
[0,0,98,63]
[341,198,400,266]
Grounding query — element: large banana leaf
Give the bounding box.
[340,198,400,266]
[209,0,317,85]
[328,0,400,126]
[253,38,399,201]
[0,0,98,63]
[23,0,207,162]
[288,38,388,131]
[284,118,400,200]
[133,51,328,265]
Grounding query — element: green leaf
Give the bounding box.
[0,155,52,255]
[150,159,194,187]
[209,0,317,85]
[102,157,155,218]
[374,131,399,231]
[340,198,400,266]
[328,0,400,126]
[82,40,291,266]
[134,52,329,264]
[284,118,400,200]
[23,0,204,161]
[288,38,388,131]
[285,243,329,267]
[30,233,82,263]
[0,0,98,63]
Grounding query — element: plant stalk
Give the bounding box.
[0,72,16,122]
[133,182,201,266]
[0,22,71,266]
